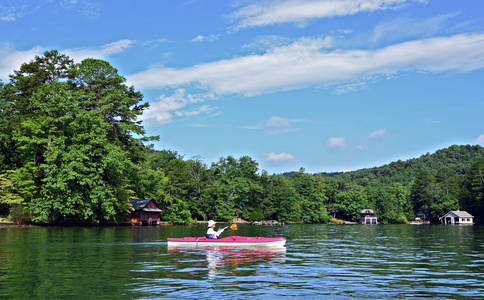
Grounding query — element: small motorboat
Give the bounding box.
[167,235,286,247]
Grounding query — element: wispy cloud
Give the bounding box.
[326,137,347,152]
[141,89,216,125]
[64,40,134,62]
[0,40,134,81]
[175,105,218,117]
[1,0,100,22]
[369,128,387,139]
[242,116,298,134]
[128,33,484,96]
[265,152,298,164]
[0,3,29,22]
[192,34,220,42]
[372,13,458,43]
[0,44,43,80]
[476,134,484,146]
[59,0,101,18]
[229,0,426,30]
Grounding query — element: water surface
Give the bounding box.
[1,224,483,299]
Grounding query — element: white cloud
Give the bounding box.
[476,134,484,146]
[175,105,218,117]
[265,116,293,134]
[229,0,425,30]
[0,40,134,81]
[326,137,347,152]
[141,89,215,125]
[192,34,220,42]
[356,144,369,151]
[1,0,100,22]
[369,128,386,139]
[0,5,25,22]
[0,1,34,22]
[265,152,298,164]
[59,0,100,18]
[372,13,457,43]
[127,33,484,96]
[242,116,297,134]
[0,44,43,80]
[64,40,134,63]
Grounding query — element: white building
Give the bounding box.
[439,210,474,225]
[360,209,378,224]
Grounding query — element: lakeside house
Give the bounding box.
[439,210,474,225]
[410,211,430,224]
[129,198,162,225]
[327,206,342,219]
[360,209,378,224]
[416,211,428,223]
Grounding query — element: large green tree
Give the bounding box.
[209,156,262,221]
[0,51,156,223]
[291,171,330,223]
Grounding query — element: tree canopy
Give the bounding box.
[0,51,157,223]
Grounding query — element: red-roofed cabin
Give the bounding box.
[129,198,162,225]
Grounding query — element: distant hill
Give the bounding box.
[328,144,484,185]
[306,144,484,185]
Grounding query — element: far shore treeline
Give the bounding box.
[1,51,484,225]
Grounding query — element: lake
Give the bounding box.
[1,224,483,299]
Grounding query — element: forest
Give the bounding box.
[1,51,484,225]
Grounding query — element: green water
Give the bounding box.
[1,224,483,299]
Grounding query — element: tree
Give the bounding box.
[210,156,262,221]
[291,172,330,223]
[158,158,193,223]
[0,171,24,215]
[185,157,211,221]
[269,175,300,222]
[336,187,368,222]
[0,51,157,223]
[410,170,434,217]
[461,159,484,222]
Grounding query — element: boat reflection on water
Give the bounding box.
[167,246,286,278]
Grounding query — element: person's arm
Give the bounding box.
[216,226,228,237]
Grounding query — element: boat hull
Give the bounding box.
[167,235,286,247]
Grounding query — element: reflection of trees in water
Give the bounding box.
[167,246,286,279]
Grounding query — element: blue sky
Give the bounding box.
[1,0,484,174]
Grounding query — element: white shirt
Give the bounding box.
[206,227,225,238]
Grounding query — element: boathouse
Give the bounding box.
[129,198,162,225]
[415,211,429,224]
[360,209,378,224]
[327,206,342,219]
[439,210,474,225]
[416,211,427,221]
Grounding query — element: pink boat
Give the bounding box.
[167,235,286,247]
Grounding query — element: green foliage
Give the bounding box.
[461,159,484,223]
[0,171,24,214]
[0,51,157,223]
[337,188,368,222]
[136,145,483,225]
[8,205,30,223]
[291,172,330,223]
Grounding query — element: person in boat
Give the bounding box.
[206,220,228,239]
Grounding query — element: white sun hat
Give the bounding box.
[207,220,216,227]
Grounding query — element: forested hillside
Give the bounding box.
[1,51,483,225]
[136,145,484,225]
[331,144,484,185]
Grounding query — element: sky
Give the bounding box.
[1,0,484,174]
